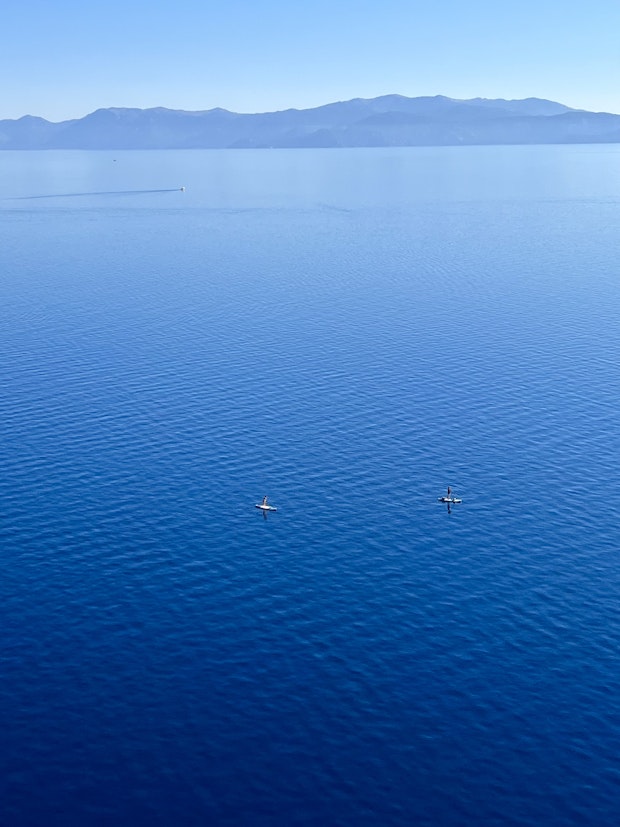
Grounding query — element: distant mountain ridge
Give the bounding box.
[2,95,620,149]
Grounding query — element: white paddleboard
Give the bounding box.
[438,497,462,503]
[256,504,278,511]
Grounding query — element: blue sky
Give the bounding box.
[3,0,619,120]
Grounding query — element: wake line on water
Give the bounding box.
[7,188,185,200]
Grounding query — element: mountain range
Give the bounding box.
[2,95,620,149]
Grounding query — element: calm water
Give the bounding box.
[2,146,620,826]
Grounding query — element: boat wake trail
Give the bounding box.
[7,188,184,200]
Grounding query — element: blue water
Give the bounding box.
[2,146,620,826]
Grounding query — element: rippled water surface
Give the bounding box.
[2,146,620,826]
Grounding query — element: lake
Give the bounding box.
[2,146,620,826]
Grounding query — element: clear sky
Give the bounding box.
[3,0,619,120]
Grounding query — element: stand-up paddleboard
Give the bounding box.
[438,497,462,504]
[256,497,277,511]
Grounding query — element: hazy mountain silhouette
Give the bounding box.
[1,95,619,149]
